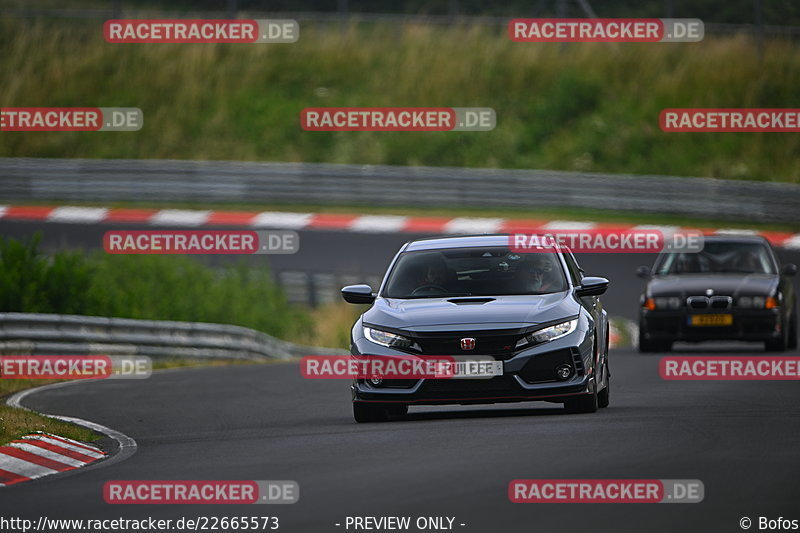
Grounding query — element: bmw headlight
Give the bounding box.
[516,318,578,349]
[738,296,766,309]
[654,297,682,309]
[364,326,414,349]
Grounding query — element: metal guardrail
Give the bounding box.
[0,313,347,360]
[1,157,798,223]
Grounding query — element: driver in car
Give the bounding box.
[412,256,451,295]
[519,255,558,293]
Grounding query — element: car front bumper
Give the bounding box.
[352,373,594,406]
[350,323,597,406]
[640,308,782,342]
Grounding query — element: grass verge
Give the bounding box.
[0,405,98,445]
[1,18,799,182]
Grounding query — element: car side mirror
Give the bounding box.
[576,276,609,297]
[636,266,651,278]
[783,264,798,276]
[341,284,376,304]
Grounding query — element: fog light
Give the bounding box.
[555,364,572,380]
[369,376,383,386]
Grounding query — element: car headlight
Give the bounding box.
[654,297,682,309]
[738,296,766,309]
[516,318,578,349]
[644,297,681,310]
[363,326,414,349]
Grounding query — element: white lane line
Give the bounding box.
[443,217,505,234]
[149,209,211,226]
[349,215,408,233]
[251,211,313,229]
[541,220,597,230]
[780,234,800,250]
[714,228,759,235]
[4,443,88,468]
[47,206,109,223]
[632,224,680,232]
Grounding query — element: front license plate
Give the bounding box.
[436,360,503,379]
[688,314,733,327]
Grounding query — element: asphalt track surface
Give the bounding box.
[1,347,800,533]
[2,221,800,532]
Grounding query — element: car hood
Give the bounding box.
[648,274,778,298]
[362,292,578,331]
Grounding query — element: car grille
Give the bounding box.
[687,296,732,310]
[405,328,525,360]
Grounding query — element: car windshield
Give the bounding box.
[382,247,568,298]
[655,242,776,275]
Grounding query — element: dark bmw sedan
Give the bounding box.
[637,235,797,352]
[341,235,611,422]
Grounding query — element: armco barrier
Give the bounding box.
[0,313,347,360]
[0,158,798,223]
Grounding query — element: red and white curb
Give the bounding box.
[0,432,105,487]
[1,205,798,249]
[3,381,138,488]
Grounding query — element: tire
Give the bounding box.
[353,402,407,423]
[564,382,598,414]
[765,336,787,352]
[765,315,788,352]
[598,371,610,409]
[638,321,672,353]
[639,337,672,353]
[788,311,798,350]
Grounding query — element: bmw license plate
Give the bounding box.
[689,314,733,327]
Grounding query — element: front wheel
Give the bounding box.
[765,337,786,352]
[598,374,610,409]
[788,311,798,350]
[353,402,407,423]
[639,337,672,353]
[765,317,788,352]
[638,322,672,353]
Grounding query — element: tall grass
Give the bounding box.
[1,18,799,181]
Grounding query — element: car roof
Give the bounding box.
[404,234,560,252]
[701,234,771,245]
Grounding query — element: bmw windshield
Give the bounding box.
[382,247,568,298]
[655,241,777,275]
